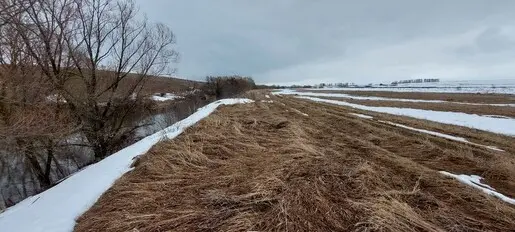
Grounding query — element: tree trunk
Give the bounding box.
[93,143,109,162]
[25,152,51,189]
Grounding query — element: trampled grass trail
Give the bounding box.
[76,92,515,232]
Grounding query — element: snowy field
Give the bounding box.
[280,89,515,107]
[312,79,515,94]
[274,89,515,136]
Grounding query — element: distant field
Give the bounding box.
[297,89,515,118]
[314,79,515,94]
[75,90,515,231]
[301,89,515,104]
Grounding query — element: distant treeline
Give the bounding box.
[391,79,439,85]
[256,85,313,89]
[255,79,441,90]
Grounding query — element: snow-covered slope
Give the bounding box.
[0,99,253,232]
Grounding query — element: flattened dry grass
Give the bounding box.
[75,95,515,232]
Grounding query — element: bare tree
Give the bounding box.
[0,4,78,206]
[5,0,177,160]
[0,0,35,27]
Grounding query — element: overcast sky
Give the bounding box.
[136,0,515,85]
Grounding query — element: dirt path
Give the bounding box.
[75,94,515,232]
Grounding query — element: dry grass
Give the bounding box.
[0,66,200,102]
[300,89,515,104]
[75,94,515,232]
[63,74,199,101]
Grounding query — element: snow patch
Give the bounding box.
[265,95,270,99]
[307,79,515,94]
[291,108,309,117]
[379,121,503,152]
[46,94,67,103]
[0,98,254,232]
[261,100,274,103]
[349,113,373,119]
[483,115,513,119]
[276,89,446,103]
[309,87,515,95]
[439,171,515,205]
[293,96,515,137]
[151,93,182,102]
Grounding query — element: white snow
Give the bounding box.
[308,79,515,94]
[0,98,254,232]
[276,89,445,103]
[274,89,514,107]
[349,113,374,119]
[151,93,182,102]
[439,171,515,205]
[291,96,515,137]
[265,95,271,99]
[291,108,309,117]
[482,115,513,119]
[310,87,515,95]
[261,100,274,103]
[46,94,67,103]
[379,121,503,152]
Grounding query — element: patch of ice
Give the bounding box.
[151,93,182,102]
[379,121,503,152]
[439,171,515,205]
[294,96,515,137]
[349,113,373,119]
[0,98,254,232]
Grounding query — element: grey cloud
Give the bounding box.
[475,27,515,53]
[136,0,515,84]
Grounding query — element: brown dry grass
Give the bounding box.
[300,89,515,104]
[63,74,199,101]
[75,93,515,232]
[0,66,200,102]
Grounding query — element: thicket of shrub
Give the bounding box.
[203,76,256,99]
